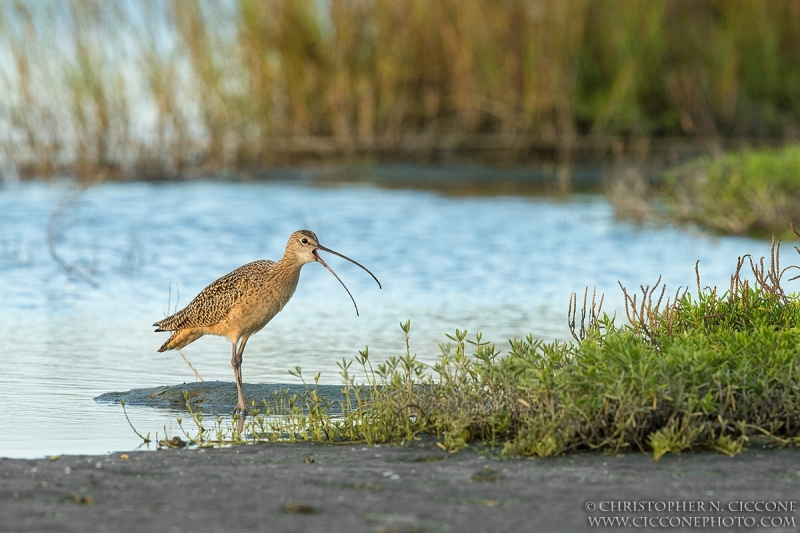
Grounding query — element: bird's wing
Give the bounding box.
[154,260,274,331]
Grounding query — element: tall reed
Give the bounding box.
[2,0,799,180]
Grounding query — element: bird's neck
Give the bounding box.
[276,253,307,274]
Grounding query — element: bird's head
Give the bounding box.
[284,229,382,315]
[286,229,321,264]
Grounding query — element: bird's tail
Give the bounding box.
[156,329,204,352]
[153,313,179,333]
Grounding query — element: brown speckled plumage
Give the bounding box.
[154,259,285,350]
[153,229,380,416]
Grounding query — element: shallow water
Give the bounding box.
[0,178,773,458]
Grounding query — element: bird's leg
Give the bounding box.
[231,335,251,417]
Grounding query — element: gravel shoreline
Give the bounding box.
[1,441,798,533]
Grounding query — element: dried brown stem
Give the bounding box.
[568,286,604,342]
[178,350,204,382]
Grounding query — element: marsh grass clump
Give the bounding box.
[153,237,800,460]
[665,145,800,237]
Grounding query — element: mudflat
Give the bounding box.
[1,440,798,533]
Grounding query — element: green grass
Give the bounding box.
[152,239,800,460]
[665,144,800,237]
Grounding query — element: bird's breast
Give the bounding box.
[225,268,301,337]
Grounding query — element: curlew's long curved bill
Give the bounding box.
[312,245,382,316]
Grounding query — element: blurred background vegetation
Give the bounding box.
[1,0,799,184]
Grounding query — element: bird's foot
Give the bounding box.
[233,405,250,418]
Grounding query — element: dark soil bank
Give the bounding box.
[1,442,798,533]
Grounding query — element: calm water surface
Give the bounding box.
[0,179,772,458]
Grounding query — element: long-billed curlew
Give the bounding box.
[154,230,381,416]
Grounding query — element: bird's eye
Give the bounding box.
[301,237,309,245]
